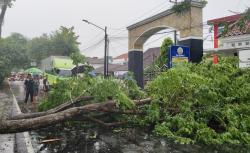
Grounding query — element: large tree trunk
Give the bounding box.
[11,96,94,120]
[0,98,151,134]
[0,2,8,39]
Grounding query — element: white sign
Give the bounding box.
[239,50,250,68]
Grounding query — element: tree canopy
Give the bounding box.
[159,37,173,66]
[70,52,86,66]
[27,34,51,63]
[0,26,82,84]
[51,26,80,56]
[0,33,30,83]
[28,26,81,64]
[144,37,173,79]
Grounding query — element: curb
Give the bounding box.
[9,82,35,153]
[0,81,15,153]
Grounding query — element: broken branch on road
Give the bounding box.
[0,97,152,134]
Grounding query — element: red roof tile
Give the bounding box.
[223,21,250,37]
[114,53,128,60]
[207,14,242,25]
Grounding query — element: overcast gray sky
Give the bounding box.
[2,0,250,57]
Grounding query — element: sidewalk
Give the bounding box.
[0,81,34,153]
[0,83,15,153]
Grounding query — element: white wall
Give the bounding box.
[239,50,250,68]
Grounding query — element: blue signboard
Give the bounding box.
[168,45,190,68]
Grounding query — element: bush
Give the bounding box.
[144,57,250,145]
[38,76,144,111]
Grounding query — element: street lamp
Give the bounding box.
[82,19,108,77]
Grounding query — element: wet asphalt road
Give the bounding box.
[8,81,35,153]
[9,80,42,113]
[9,81,25,103]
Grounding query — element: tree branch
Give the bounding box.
[79,115,126,128]
[11,96,94,120]
[0,98,152,134]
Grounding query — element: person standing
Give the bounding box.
[43,75,49,92]
[33,75,40,102]
[24,74,34,103]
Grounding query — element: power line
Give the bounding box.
[83,26,213,57]
[126,1,169,27]
[108,42,126,55]
[83,1,211,51]
[83,31,105,46]
[110,39,128,48]
[144,31,173,47]
[108,27,127,32]
[83,3,213,55]
[108,0,169,37]
[81,38,104,52]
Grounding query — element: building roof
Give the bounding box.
[207,14,242,25]
[224,22,250,37]
[208,14,250,38]
[86,57,104,65]
[95,47,160,74]
[143,47,160,68]
[95,64,128,74]
[114,53,128,60]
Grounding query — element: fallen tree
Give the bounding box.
[3,57,250,146]
[11,96,94,120]
[0,97,151,134]
[1,74,149,134]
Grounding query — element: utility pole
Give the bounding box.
[82,19,108,77]
[174,30,177,45]
[104,27,108,77]
[106,37,110,77]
